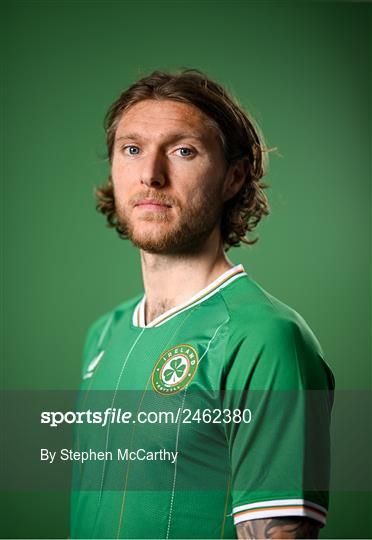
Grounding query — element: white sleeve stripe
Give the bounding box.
[234,507,326,526]
[233,498,327,514]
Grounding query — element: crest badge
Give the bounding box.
[152,344,199,395]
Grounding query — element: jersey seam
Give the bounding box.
[211,290,234,460]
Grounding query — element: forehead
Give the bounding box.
[115,99,219,141]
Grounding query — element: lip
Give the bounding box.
[135,199,172,208]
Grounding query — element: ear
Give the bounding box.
[222,157,249,202]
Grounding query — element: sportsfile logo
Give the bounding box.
[40,407,252,427]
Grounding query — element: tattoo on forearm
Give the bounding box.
[236,517,320,539]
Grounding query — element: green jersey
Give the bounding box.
[70,264,334,539]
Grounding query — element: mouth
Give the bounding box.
[134,199,172,211]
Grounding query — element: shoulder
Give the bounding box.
[220,273,334,390]
[84,293,143,344]
[79,293,143,375]
[220,273,317,343]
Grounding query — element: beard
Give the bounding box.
[115,188,224,255]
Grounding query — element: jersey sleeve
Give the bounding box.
[222,311,335,527]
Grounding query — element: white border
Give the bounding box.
[233,498,327,526]
[132,264,246,328]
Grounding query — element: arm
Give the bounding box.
[225,317,333,538]
[236,517,320,539]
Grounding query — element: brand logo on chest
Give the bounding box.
[83,350,105,380]
[151,344,199,395]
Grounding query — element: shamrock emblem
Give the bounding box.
[163,357,187,385]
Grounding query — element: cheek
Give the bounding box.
[189,166,223,201]
[111,159,136,198]
[112,156,127,182]
[179,160,216,192]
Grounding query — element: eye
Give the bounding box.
[123,145,140,156]
[176,147,194,158]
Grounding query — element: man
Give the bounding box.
[70,69,334,539]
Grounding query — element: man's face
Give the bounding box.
[111,99,228,254]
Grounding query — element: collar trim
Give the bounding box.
[132,264,246,328]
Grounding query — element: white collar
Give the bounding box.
[132,264,246,328]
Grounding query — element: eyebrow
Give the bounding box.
[115,131,207,144]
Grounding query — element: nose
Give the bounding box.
[140,149,167,188]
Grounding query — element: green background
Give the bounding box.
[2,0,371,538]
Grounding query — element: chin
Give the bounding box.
[120,212,216,255]
[131,230,209,256]
[133,236,175,253]
[129,223,174,251]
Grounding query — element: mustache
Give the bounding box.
[129,191,178,207]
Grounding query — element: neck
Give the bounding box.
[139,228,233,325]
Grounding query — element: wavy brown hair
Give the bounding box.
[95,68,272,251]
